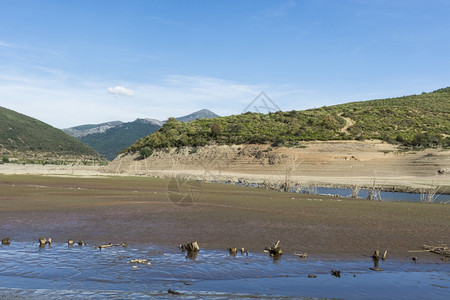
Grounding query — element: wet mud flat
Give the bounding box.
[0,174,449,298]
[0,242,449,299]
[0,174,449,258]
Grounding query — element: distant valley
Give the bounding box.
[64,109,219,160]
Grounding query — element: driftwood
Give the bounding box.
[128,259,151,265]
[1,237,10,245]
[422,245,450,257]
[95,242,127,249]
[265,240,282,256]
[168,289,181,295]
[295,252,308,258]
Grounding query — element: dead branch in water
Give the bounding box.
[367,179,381,201]
[422,245,450,257]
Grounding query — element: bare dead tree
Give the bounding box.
[281,156,299,192]
[367,178,382,201]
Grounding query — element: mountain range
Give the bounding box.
[64,109,219,160]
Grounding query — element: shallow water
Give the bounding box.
[0,242,448,299]
[312,187,450,203]
[231,181,450,203]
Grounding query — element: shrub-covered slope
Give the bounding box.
[0,106,102,159]
[125,87,450,154]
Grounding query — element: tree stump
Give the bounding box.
[372,250,380,260]
[228,247,237,255]
[265,240,282,256]
[1,237,10,245]
[184,241,200,253]
[38,237,47,246]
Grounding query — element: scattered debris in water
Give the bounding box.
[331,270,341,277]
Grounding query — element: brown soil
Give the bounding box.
[0,174,448,261]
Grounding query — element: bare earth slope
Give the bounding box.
[106,141,450,191]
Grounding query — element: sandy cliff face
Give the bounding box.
[106,141,450,189]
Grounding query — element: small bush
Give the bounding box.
[2,157,9,163]
[140,147,153,159]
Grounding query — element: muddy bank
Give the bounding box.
[0,174,448,260]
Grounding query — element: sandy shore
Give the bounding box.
[0,174,448,261]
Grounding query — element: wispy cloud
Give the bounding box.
[108,86,135,97]
[0,40,13,48]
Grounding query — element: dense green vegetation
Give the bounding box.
[79,120,161,160]
[0,106,102,158]
[125,87,450,155]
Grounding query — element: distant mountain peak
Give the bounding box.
[175,109,219,123]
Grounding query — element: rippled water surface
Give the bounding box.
[0,242,449,299]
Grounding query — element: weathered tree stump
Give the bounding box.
[382,250,388,260]
[372,250,380,260]
[38,237,47,246]
[68,240,74,246]
[184,241,200,253]
[228,247,237,255]
[265,240,282,256]
[1,237,10,245]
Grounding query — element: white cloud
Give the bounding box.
[107,86,135,96]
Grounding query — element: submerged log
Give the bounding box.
[1,237,10,245]
[95,243,113,249]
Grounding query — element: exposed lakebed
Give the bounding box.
[0,242,448,299]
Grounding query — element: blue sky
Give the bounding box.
[1,0,449,128]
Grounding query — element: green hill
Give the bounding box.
[79,119,161,161]
[0,106,102,161]
[124,87,450,154]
